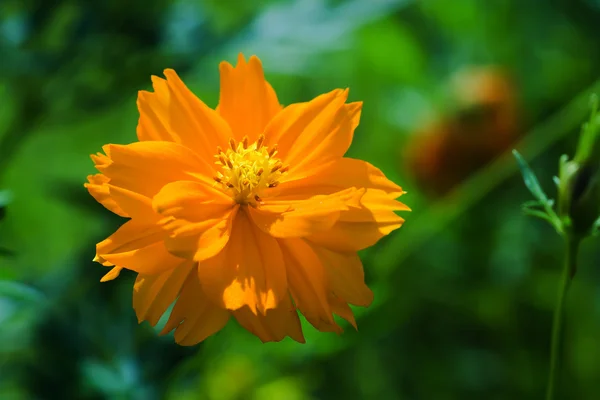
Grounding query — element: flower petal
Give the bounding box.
[308,293,357,333]
[272,158,408,251]
[329,294,358,330]
[309,244,373,307]
[279,157,405,198]
[152,181,238,261]
[133,261,193,326]
[248,187,363,238]
[160,268,230,346]
[152,180,234,217]
[279,238,335,328]
[135,76,170,142]
[136,70,232,162]
[106,185,156,221]
[232,296,305,343]
[100,266,123,282]
[163,207,238,262]
[308,189,407,252]
[96,141,212,198]
[198,210,287,315]
[218,54,282,142]
[96,220,162,262]
[101,240,186,276]
[263,89,354,179]
[84,174,128,217]
[345,102,362,134]
[96,220,182,275]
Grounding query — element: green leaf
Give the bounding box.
[512,150,549,202]
[553,176,560,187]
[522,199,555,210]
[522,207,556,224]
[575,94,600,164]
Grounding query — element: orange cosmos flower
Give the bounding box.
[85,54,409,345]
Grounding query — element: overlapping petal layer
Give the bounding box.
[86,53,408,345]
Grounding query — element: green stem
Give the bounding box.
[546,236,580,400]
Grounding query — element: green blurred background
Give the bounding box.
[1,0,600,399]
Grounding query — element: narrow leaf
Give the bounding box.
[522,208,556,224]
[513,149,549,201]
[553,176,560,187]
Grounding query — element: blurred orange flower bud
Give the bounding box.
[404,66,520,197]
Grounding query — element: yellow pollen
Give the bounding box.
[214,134,288,204]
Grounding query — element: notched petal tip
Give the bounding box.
[150,75,166,85]
[236,52,247,65]
[219,60,234,73]
[162,68,178,78]
[93,253,113,266]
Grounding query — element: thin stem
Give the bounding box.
[546,236,580,400]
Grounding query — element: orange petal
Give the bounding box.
[133,260,194,326]
[136,76,170,142]
[90,150,111,169]
[248,187,363,238]
[101,240,186,276]
[218,54,282,142]
[263,89,353,179]
[106,185,156,221]
[279,238,335,328]
[198,210,287,314]
[329,294,358,330]
[96,141,212,198]
[308,189,407,252]
[163,207,238,262]
[309,244,373,307]
[308,293,357,333]
[84,174,128,217]
[345,102,362,134]
[153,182,239,261]
[136,70,232,162]
[160,268,230,346]
[96,220,182,275]
[152,180,234,218]
[96,220,162,259]
[100,266,123,282]
[232,295,305,343]
[278,157,405,198]
[152,180,234,239]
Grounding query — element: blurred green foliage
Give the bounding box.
[1,0,600,399]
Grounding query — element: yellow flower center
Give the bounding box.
[214,134,288,205]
